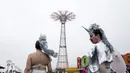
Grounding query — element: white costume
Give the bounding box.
[39,34,58,58]
[82,23,126,73]
[31,70,46,73]
[88,41,113,73]
[29,64,47,73]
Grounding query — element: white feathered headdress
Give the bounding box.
[82,23,114,53]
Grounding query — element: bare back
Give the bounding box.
[24,50,52,73]
[30,50,50,65]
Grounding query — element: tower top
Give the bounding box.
[51,10,75,24]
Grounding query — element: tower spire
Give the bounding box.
[51,10,75,69]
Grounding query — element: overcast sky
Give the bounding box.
[0,0,130,72]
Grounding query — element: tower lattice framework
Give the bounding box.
[51,10,75,69]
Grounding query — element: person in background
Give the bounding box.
[82,23,113,73]
[82,23,126,73]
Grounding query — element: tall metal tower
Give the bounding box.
[51,10,75,69]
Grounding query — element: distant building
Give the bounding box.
[0,66,5,69]
[0,66,5,73]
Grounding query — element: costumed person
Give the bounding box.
[38,34,58,58]
[24,41,52,73]
[82,23,126,73]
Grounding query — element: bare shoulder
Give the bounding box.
[28,53,32,58]
[28,52,36,57]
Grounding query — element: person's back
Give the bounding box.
[24,41,52,73]
[30,50,50,65]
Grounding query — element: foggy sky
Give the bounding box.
[0,0,130,72]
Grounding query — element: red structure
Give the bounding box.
[77,57,82,68]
